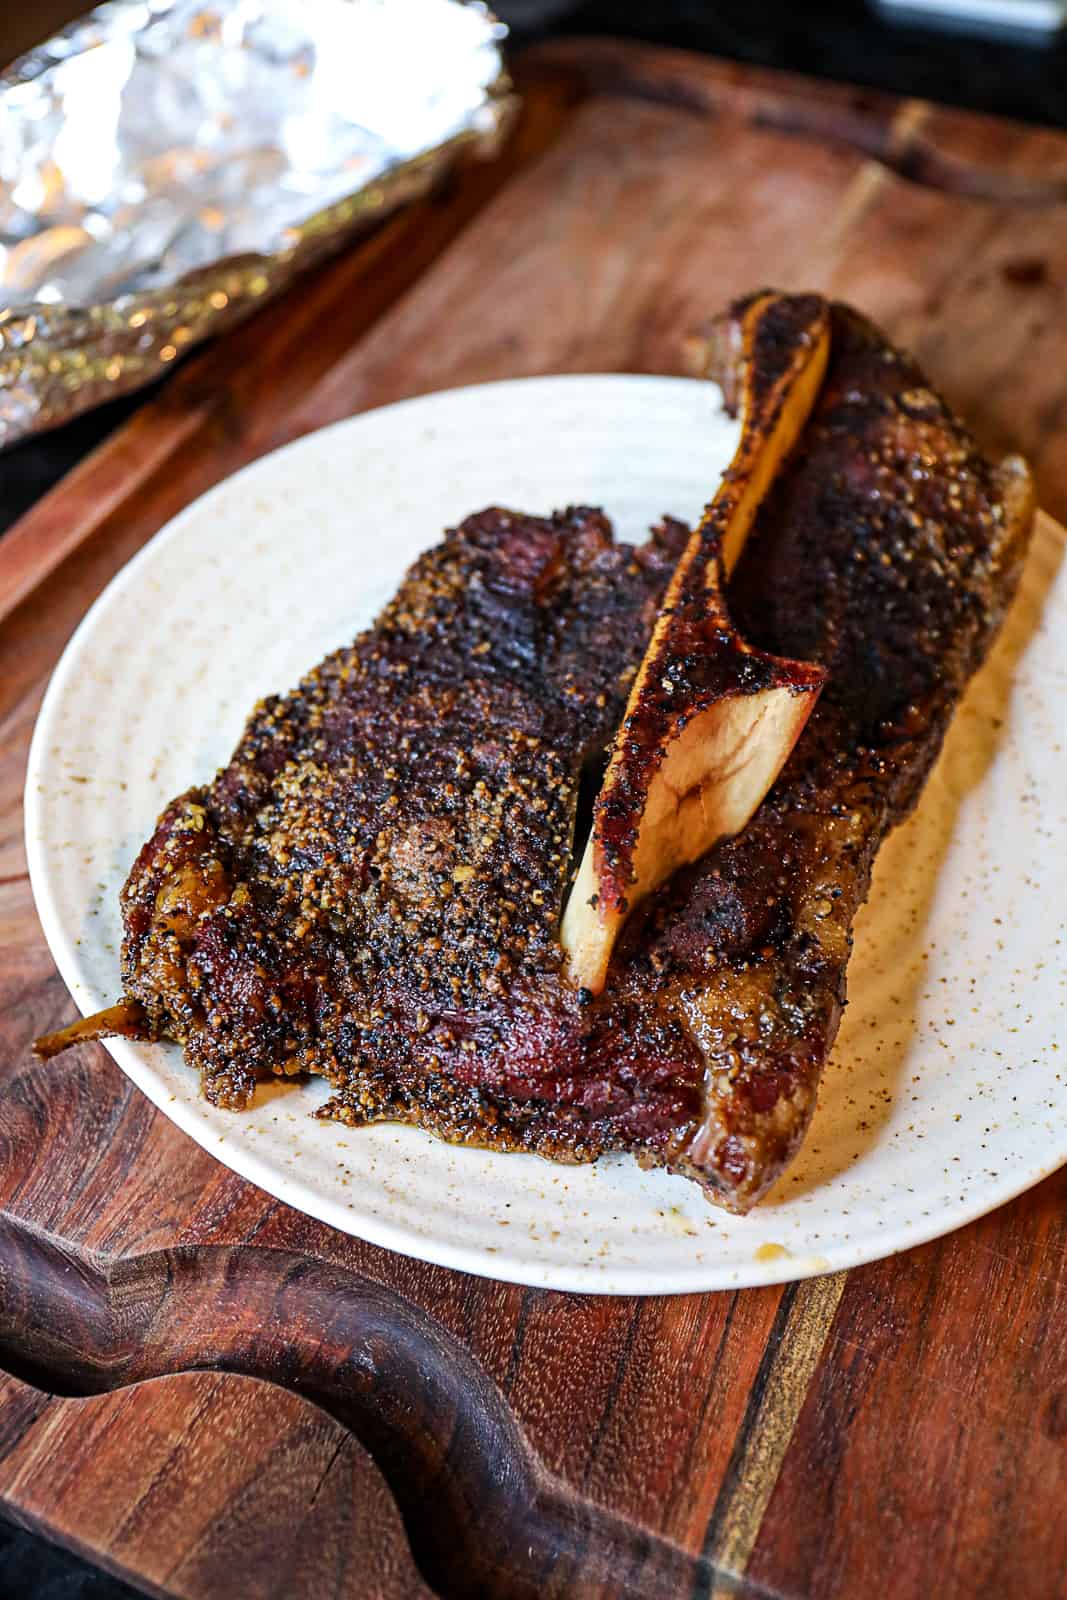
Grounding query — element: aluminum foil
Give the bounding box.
[0,0,516,447]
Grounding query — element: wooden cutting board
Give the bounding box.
[2,40,1066,1600]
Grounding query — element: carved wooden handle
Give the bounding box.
[0,1211,711,1599]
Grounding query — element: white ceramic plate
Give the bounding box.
[26,375,1067,1295]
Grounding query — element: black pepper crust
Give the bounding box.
[53,295,1036,1214]
[118,504,706,1151]
[630,300,1034,1207]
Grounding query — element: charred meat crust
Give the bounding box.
[44,296,1035,1214]
[117,506,708,1149]
[641,302,1035,1207]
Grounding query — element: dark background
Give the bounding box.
[2,1,1065,1594]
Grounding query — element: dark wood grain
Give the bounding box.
[0,1216,721,1599]
[1,39,1066,1600]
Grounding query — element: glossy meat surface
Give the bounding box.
[119,506,707,1155]
[56,297,1034,1211]
[621,301,1034,1206]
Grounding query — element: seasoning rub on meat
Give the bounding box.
[37,293,1035,1212]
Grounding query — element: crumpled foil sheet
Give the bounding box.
[0,0,516,448]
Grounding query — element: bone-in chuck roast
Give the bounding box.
[37,295,1035,1212]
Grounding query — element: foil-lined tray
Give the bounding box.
[0,0,515,448]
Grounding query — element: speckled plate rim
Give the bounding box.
[24,375,1067,1295]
